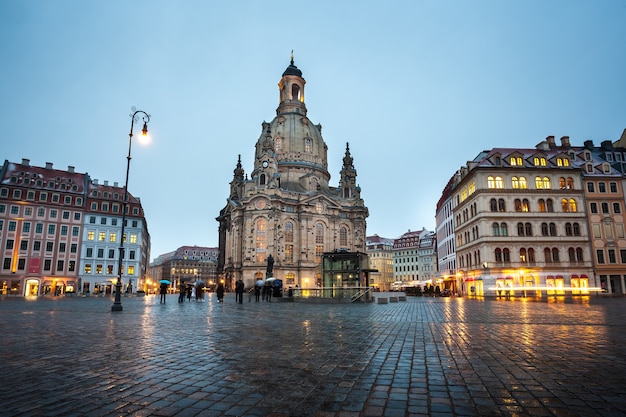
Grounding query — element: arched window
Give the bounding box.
[565,223,573,236]
[567,177,574,189]
[569,199,577,212]
[495,248,502,263]
[498,198,506,212]
[260,173,266,186]
[285,222,293,242]
[568,247,576,262]
[528,248,535,263]
[536,176,551,189]
[544,247,552,263]
[339,226,348,247]
[255,218,267,263]
[576,247,583,261]
[490,198,497,212]
[552,248,560,262]
[315,223,324,262]
[274,137,283,151]
[488,176,496,189]
[493,223,500,236]
[541,222,548,236]
[561,198,569,212]
[549,223,556,236]
[500,222,508,236]
[573,222,580,236]
[512,176,520,189]
[520,248,527,262]
[519,176,527,189]
[525,223,532,236]
[304,138,312,153]
[538,199,546,212]
[503,248,511,262]
[495,176,504,189]
[517,222,524,236]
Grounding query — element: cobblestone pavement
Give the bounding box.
[1,294,626,417]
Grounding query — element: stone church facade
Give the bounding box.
[216,58,368,290]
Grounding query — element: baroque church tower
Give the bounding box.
[217,57,368,289]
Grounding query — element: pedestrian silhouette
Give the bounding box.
[216,283,225,303]
[159,283,168,303]
[235,279,244,304]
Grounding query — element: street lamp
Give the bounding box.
[112,107,150,312]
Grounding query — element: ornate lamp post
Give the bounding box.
[112,108,150,312]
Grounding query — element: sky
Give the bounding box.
[1,1,625,261]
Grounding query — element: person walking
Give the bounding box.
[216,282,225,303]
[255,283,261,302]
[186,284,192,302]
[159,282,168,303]
[235,279,244,304]
[178,283,185,303]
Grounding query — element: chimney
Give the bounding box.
[560,136,570,147]
[93,179,98,185]
[601,140,613,151]
[67,166,75,173]
[546,135,556,148]
[584,140,594,150]
[114,182,119,187]
[21,158,30,166]
[104,180,109,186]
[45,162,53,169]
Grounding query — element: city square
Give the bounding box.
[1,294,625,417]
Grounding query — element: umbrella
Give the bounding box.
[159,280,171,284]
[266,277,277,283]
[256,279,265,287]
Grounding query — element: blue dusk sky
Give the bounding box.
[1,1,625,261]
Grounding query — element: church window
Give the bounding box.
[274,137,283,151]
[304,138,312,153]
[285,245,293,262]
[339,226,348,247]
[255,218,267,263]
[260,174,266,186]
[315,223,324,244]
[285,222,293,242]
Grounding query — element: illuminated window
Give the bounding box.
[130,234,137,244]
[84,264,92,274]
[557,157,569,167]
[535,176,551,189]
[128,266,135,275]
[255,218,267,263]
[98,232,106,241]
[510,156,523,166]
[285,244,293,262]
[468,181,475,195]
[533,157,547,166]
[110,232,117,242]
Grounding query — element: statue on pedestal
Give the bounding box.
[266,254,274,278]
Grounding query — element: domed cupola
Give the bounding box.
[277,52,307,117]
[253,53,330,188]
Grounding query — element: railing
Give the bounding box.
[351,287,372,303]
[294,286,373,302]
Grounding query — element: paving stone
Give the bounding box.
[1,294,626,416]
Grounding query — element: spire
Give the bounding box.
[339,142,359,199]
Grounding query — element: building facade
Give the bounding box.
[366,234,394,291]
[149,246,218,293]
[450,136,599,297]
[216,58,368,289]
[0,159,149,296]
[392,228,434,286]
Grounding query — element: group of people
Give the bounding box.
[178,283,205,303]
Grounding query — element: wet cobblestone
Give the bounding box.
[0,294,625,416]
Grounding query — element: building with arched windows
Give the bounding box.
[216,58,368,290]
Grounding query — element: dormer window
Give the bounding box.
[533,157,547,167]
[557,157,570,167]
[510,156,523,166]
